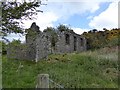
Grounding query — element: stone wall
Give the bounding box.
[35,33,51,62]
[55,31,86,54]
[25,22,41,61]
[7,44,28,60]
[7,22,87,62]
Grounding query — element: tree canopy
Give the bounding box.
[1,1,43,37]
[57,24,69,32]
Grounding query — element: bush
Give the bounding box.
[2,41,7,55]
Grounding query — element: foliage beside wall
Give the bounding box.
[82,28,120,50]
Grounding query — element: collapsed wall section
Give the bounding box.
[7,44,28,60]
[7,22,41,61]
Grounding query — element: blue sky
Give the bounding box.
[6,0,118,42]
[53,2,111,29]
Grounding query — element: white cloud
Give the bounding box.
[21,1,103,30]
[22,12,58,31]
[5,33,25,42]
[72,27,90,35]
[46,0,119,2]
[44,2,101,20]
[89,2,118,30]
[7,0,119,42]
[87,16,94,20]
[20,1,102,32]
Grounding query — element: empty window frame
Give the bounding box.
[65,34,70,45]
[80,38,84,46]
[74,36,77,51]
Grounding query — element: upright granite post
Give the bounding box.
[36,74,49,88]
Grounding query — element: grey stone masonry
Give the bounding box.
[7,22,86,62]
[55,30,86,54]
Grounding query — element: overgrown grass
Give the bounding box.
[2,47,118,88]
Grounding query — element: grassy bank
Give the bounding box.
[2,47,118,88]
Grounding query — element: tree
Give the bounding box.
[2,41,7,55]
[92,29,97,33]
[9,39,21,45]
[43,27,58,48]
[1,1,43,37]
[103,28,108,31]
[57,24,69,32]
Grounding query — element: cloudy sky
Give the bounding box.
[6,0,119,42]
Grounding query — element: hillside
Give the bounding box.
[2,46,118,88]
[1,2,119,88]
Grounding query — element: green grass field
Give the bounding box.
[2,47,118,88]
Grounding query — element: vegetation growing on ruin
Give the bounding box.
[43,27,58,48]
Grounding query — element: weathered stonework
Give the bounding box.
[7,22,86,62]
[54,30,86,54]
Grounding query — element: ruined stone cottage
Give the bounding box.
[7,22,86,62]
